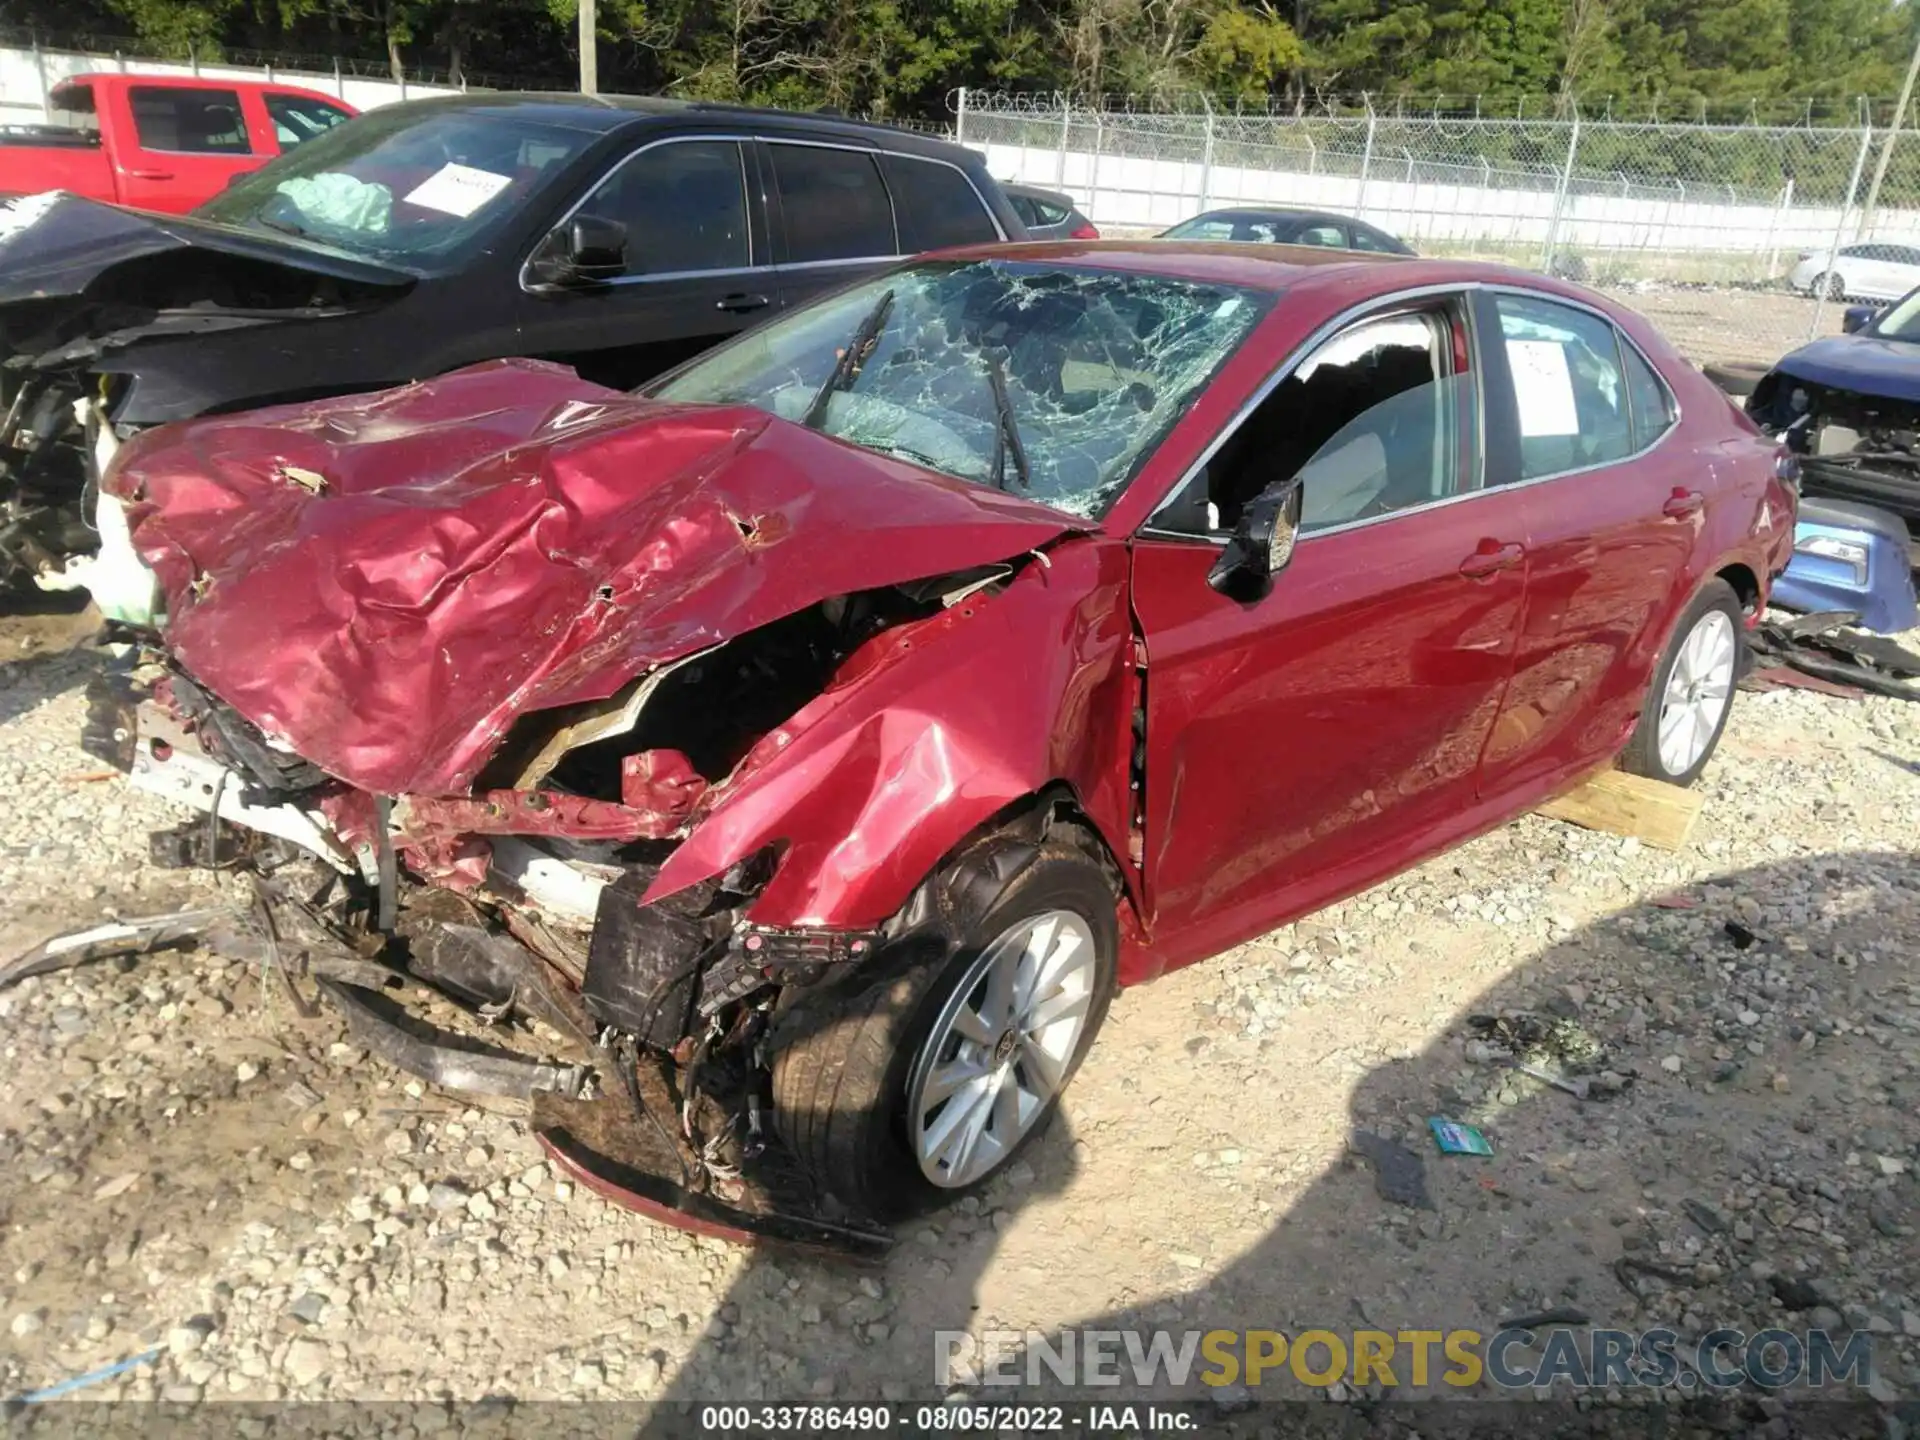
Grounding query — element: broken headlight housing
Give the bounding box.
[1793,534,1870,586]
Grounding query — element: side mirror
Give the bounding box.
[1841,304,1877,334]
[531,214,628,286]
[1206,474,1303,602]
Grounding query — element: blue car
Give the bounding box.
[1772,495,1918,635]
[1748,296,1920,528]
[1745,296,1920,635]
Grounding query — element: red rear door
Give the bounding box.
[1472,289,1694,797]
[1128,292,1529,972]
[115,83,263,212]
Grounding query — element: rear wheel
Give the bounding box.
[771,838,1117,1219]
[1621,579,1742,788]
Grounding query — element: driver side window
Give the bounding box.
[1154,299,1480,537]
[573,139,751,276]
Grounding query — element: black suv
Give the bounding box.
[0,96,1025,588]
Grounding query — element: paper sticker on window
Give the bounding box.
[402,163,512,218]
[1506,338,1580,437]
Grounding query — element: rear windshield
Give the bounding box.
[196,106,597,274]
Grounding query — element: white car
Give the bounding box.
[1788,241,1920,301]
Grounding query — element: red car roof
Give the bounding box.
[930,238,1584,304]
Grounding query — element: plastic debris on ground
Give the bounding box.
[12,1347,162,1403]
[1744,609,1920,702]
[1429,1118,1495,1157]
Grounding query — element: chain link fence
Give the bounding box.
[953,90,1920,367]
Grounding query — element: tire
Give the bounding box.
[1620,578,1743,788]
[1701,361,1768,399]
[1813,271,1846,301]
[771,837,1118,1219]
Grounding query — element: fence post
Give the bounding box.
[1813,123,1876,338]
[333,59,346,99]
[1763,177,1793,278]
[1541,112,1582,269]
[1090,110,1103,218]
[33,37,51,123]
[954,86,968,146]
[189,44,200,77]
[1198,96,1215,210]
[1055,96,1071,186]
[1356,103,1376,217]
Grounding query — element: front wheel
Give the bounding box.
[1813,271,1846,301]
[1620,578,1742,787]
[770,838,1118,1218]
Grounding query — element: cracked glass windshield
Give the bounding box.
[652,260,1271,518]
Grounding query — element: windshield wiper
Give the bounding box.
[802,288,894,430]
[986,353,1032,491]
[254,214,312,239]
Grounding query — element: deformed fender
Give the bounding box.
[643,536,1139,931]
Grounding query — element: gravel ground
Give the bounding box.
[1,602,1916,1418]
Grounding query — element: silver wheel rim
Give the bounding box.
[1656,609,1736,776]
[907,909,1098,1189]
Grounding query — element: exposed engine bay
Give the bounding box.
[1749,371,1920,546]
[5,563,1038,1254]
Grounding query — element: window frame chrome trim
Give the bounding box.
[1140,278,1685,548]
[518,132,760,293]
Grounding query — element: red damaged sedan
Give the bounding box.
[28,243,1796,1240]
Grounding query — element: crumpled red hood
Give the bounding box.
[111,358,1076,796]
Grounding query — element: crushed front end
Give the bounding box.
[51,613,977,1253]
[1749,368,1920,539]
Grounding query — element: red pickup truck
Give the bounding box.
[0,74,357,214]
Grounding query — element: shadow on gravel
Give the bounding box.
[0,619,109,733]
[645,848,1918,1437]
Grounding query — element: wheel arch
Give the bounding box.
[1715,561,1761,617]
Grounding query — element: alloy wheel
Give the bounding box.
[907,909,1098,1188]
[1656,609,1736,777]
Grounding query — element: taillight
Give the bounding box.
[1070,223,1100,240]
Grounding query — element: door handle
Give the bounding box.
[126,168,174,180]
[1662,488,1705,518]
[1458,539,1524,579]
[716,292,771,313]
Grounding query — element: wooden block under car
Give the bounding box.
[1534,768,1703,851]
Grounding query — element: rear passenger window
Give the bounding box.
[265,94,352,148]
[576,140,750,275]
[130,87,252,154]
[882,155,998,249]
[1623,344,1676,450]
[770,145,896,262]
[1294,223,1346,247]
[1494,295,1634,479]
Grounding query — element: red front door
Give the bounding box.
[1127,294,1530,976]
[115,83,265,213]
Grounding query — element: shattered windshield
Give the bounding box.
[195,107,596,273]
[651,260,1271,518]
